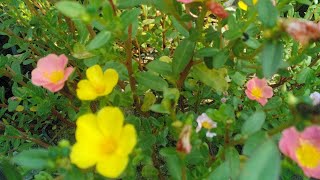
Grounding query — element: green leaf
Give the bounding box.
[239,139,281,180]
[120,8,141,28]
[297,67,314,84]
[242,110,266,135]
[197,48,228,69]
[257,0,278,28]
[117,0,154,9]
[0,160,22,180]
[211,50,229,69]
[160,148,182,180]
[172,38,196,75]
[141,92,156,112]
[208,147,240,180]
[64,166,86,180]
[146,60,172,76]
[8,98,19,112]
[86,31,111,50]
[4,125,21,136]
[142,164,159,178]
[196,48,218,57]
[150,104,170,114]
[261,41,283,78]
[192,63,229,93]
[170,16,189,37]
[135,71,168,91]
[243,131,268,156]
[12,149,50,169]
[56,1,86,18]
[231,72,246,86]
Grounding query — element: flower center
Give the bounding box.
[95,85,106,94]
[202,121,212,129]
[101,138,117,154]
[295,141,320,168]
[45,71,64,83]
[251,87,262,99]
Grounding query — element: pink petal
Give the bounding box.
[255,78,268,88]
[262,86,273,98]
[301,165,320,179]
[246,78,256,90]
[43,82,65,92]
[31,68,50,86]
[37,54,65,72]
[63,67,74,81]
[177,0,194,3]
[58,54,68,68]
[278,127,300,162]
[257,98,268,106]
[245,89,256,100]
[301,126,320,148]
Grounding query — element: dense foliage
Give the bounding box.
[1,0,320,179]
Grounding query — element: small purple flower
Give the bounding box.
[196,113,217,138]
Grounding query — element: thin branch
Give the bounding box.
[51,108,76,128]
[125,25,141,110]
[176,59,194,90]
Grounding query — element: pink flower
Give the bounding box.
[177,0,202,4]
[177,0,194,3]
[279,126,320,179]
[283,19,320,45]
[206,1,229,19]
[196,113,217,138]
[176,125,192,154]
[31,54,74,92]
[245,77,273,106]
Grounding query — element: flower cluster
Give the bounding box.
[70,106,137,178]
[245,77,273,106]
[279,126,320,179]
[31,54,74,92]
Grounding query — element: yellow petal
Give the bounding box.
[253,0,258,5]
[96,155,128,178]
[77,80,98,100]
[86,65,105,87]
[70,142,100,169]
[117,124,137,155]
[238,1,248,11]
[103,69,119,95]
[97,107,124,138]
[75,113,104,143]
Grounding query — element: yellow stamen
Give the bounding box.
[95,86,106,94]
[45,71,64,83]
[296,141,320,168]
[251,87,262,99]
[202,121,212,129]
[101,138,117,154]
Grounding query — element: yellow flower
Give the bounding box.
[70,106,137,178]
[76,65,118,100]
[238,0,258,11]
